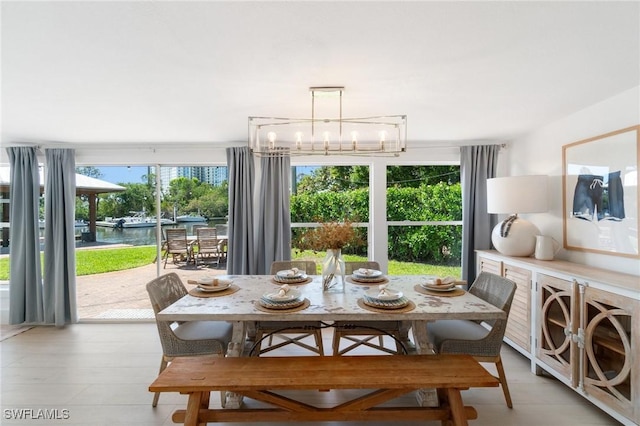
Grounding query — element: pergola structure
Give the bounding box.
[0,167,125,247]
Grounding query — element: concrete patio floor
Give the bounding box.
[76,260,228,320]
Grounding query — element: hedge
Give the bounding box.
[291,182,462,264]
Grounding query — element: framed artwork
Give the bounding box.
[563,125,639,258]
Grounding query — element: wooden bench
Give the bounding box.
[149,354,499,426]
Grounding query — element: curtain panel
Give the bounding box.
[256,153,291,274]
[226,147,256,274]
[460,145,499,285]
[6,147,44,324]
[43,149,78,326]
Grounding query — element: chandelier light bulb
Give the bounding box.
[295,132,303,149]
[379,130,387,150]
[267,131,277,149]
[323,131,330,150]
[350,131,358,150]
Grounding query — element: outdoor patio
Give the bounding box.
[76,261,228,320]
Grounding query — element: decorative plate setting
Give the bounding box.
[198,276,232,285]
[262,287,302,303]
[196,283,232,293]
[350,275,387,283]
[365,287,403,301]
[420,282,456,292]
[274,269,308,283]
[353,268,383,278]
[362,295,410,310]
[196,278,233,292]
[258,297,306,310]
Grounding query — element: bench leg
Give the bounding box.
[183,391,209,426]
[446,388,468,426]
[184,392,201,426]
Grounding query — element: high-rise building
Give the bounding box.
[160,166,228,192]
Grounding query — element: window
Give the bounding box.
[386,166,462,275]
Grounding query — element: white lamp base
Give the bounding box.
[491,216,540,257]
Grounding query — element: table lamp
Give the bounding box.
[486,175,548,256]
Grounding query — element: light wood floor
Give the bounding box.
[0,323,621,425]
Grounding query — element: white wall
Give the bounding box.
[507,86,640,276]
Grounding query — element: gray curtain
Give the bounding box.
[226,147,256,274]
[460,145,499,285]
[256,153,291,274]
[6,147,44,324]
[43,149,78,325]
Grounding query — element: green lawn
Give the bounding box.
[0,246,461,280]
[292,250,461,278]
[0,246,158,279]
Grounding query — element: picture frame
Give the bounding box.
[562,125,639,258]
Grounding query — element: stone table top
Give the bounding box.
[157,275,506,322]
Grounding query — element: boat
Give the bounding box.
[176,214,207,223]
[96,213,176,228]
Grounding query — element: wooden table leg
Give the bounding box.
[411,320,439,407]
[223,322,247,409]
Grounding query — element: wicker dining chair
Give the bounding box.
[332,261,406,355]
[426,271,517,408]
[146,273,233,406]
[253,261,324,356]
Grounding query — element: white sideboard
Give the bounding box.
[477,250,639,426]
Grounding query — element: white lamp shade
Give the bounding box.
[487,175,548,214]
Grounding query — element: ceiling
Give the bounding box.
[1,1,639,150]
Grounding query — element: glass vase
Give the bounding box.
[322,248,345,293]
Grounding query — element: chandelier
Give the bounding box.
[249,87,406,156]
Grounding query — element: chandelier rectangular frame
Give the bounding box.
[248,87,407,156]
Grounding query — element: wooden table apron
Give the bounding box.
[157,274,505,353]
[157,275,506,409]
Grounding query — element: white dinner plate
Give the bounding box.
[365,287,403,301]
[420,283,457,292]
[276,269,304,278]
[353,268,383,278]
[198,276,233,286]
[263,288,302,302]
[424,276,456,286]
[197,282,232,293]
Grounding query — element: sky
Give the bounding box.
[96,166,148,184]
[95,165,318,185]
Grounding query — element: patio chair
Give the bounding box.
[163,228,190,268]
[253,261,324,356]
[146,272,233,407]
[191,224,208,232]
[194,227,223,267]
[332,261,405,355]
[426,271,517,408]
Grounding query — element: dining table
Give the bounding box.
[157,273,506,409]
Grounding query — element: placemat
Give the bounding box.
[347,276,389,285]
[270,277,312,285]
[413,284,465,297]
[254,298,310,313]
[357,298,416,313]
[188,284,241,298]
